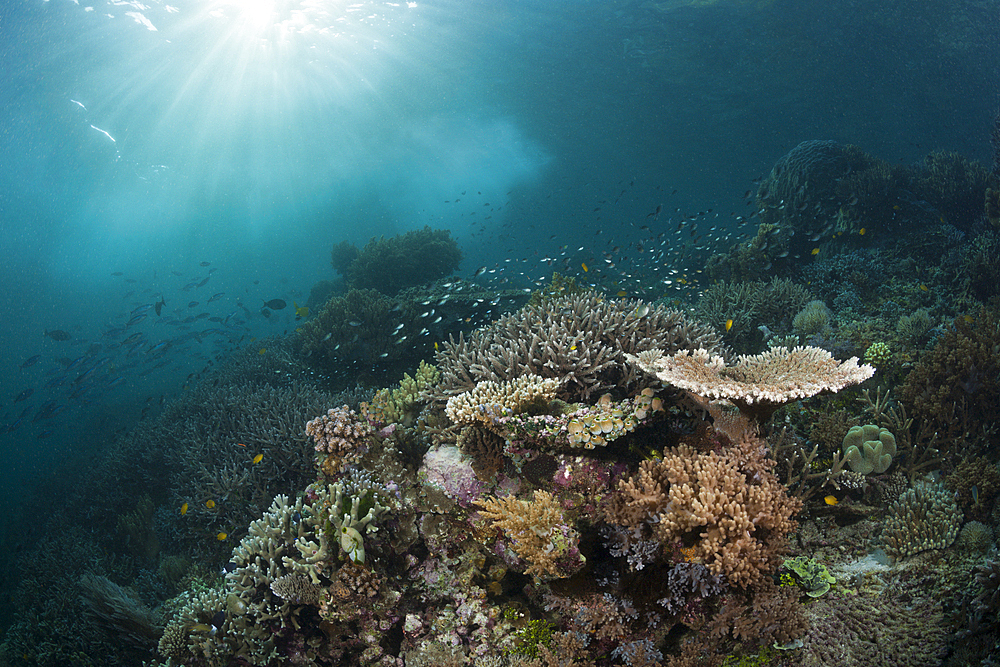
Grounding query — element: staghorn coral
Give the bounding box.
[476,489,586,580]
[882,482,963,562]
[606,443,800,588]
[430,290,723,403]
[628,346,874,423]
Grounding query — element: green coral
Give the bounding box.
[312,478,389,564]
[863,341,891,366]
[842,424,896,474]
[510,619,555,659]
[782,556,836,597]
[368,360,440,426]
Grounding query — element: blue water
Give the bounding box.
[0,0,997,659]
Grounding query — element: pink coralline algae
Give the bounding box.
[420,445,484,505]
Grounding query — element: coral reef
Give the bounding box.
[431,290,724,403]
[333,226,462,295]
[628,346,874,423]
[881,482,963,562]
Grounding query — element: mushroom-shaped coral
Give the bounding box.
[627,346,874,423]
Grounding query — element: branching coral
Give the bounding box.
[606,443,800,588]
[306,404,374,477]
[882,482,963,562]
[629,346,874,423]
[476,489,585,580]
[445,374,560,427]
[337,226,462,295]
[431,290,723,403]
[367,360,440,426]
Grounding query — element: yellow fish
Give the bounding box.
[963,314,974,323]
[206,499,216,509]
[858,227,866,235]
[293,302,309,318]
[258,348,267,355]
[617,290,627,297]
[216,532,228,541]
[581,262,588,272]
[725,318,733,332]
[811,248,820,255]
[824,495,839,506]
[252,453,263,465]
[180,502,188,516]
[919,284,929,292]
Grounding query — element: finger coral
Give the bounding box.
[476,489,585,580]
[628,346,874,423]
[882,482,963,562]
[607,443,800,588]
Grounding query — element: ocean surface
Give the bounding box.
[1,0,998,664]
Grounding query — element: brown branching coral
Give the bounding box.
[430,291,723,403]
[899,307,1000,453]
[606,443,800,588]
[476,490,585,580]
[629,346,874,423]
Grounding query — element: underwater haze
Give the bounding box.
[1,0,999,661]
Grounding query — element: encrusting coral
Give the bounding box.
[628,345,875,423]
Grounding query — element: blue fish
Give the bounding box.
[14,388,33,403]
[20,355,41,369]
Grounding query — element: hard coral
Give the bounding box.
[606,443,800,588]
[431,291,723,403]
[628,346,874,423]
[476,489,585,580]
[340,226,462,296]
[899,307,1000,449]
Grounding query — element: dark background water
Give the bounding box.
[0,0,996,527]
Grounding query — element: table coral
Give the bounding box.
[628,345,874,423]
